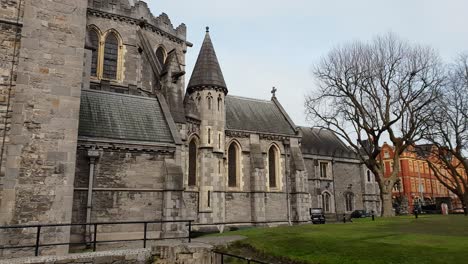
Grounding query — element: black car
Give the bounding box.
[350,210,369,218]
[310,208,326,224]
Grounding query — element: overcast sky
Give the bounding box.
[146,0,468,127]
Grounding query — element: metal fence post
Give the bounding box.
[93,223,98,252]
[34,226,41,256]
[188,221,192,243]
[143,222,147,248]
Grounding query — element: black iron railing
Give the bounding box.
[214,251,270,264]
[0,220,193,256]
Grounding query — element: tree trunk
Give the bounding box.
[463,193,468,216]
[380,192,394,217]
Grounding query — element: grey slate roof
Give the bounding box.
[187,30,227,93]
[78,90,174,143]
[225,95,296,135]
[299,127,357,158]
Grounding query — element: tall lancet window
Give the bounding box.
[156,46,166,66]
[188,139,197,186]
[228,143,239,187]
[103,32,119,79]
[88,29,99,77]
[268,146,278,188]
[322,192,331,213]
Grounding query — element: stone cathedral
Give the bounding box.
[0,0,380,252]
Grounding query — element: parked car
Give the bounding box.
[350,210,369,218]
[310,208,326,224]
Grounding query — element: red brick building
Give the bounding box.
[380,143,459,213]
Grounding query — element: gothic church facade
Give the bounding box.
[0,0,379,253]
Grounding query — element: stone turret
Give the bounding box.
[186,28,227,224]
[187,27,227,151]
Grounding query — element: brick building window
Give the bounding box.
[103,32,119,79]
[383,151,390,158]
[156,46,166,66]
[228,142,239,187]
[88,29,99,77]
[188,138,197,186]
[268,145,279,188]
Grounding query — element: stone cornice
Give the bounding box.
[78,138,176,154]
[87,8,192,46]
[187,85,228,95]
[225,129,299,140]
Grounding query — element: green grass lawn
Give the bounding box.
[216,215,468,264]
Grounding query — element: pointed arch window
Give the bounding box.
[268,145,279,188]
[322,192,331,213]
[228,143,239,187]
[103,32,119,79]
[156,46,166,66]
[345,192,354,212]
[207,93,213,110]
[217,95,222,111]
[88,29,99,77]
[188,139,197,186]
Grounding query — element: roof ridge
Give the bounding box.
[226,94,272,103]
[82,89,158,101]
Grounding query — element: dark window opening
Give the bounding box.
[156,47,165,66]
[228,143,238,187]
[268,146,277,188]
[322,192,331,212]
[188,139,197,186]
[320,162,328,178]
[88,29,99,77]
[345,193,354,212]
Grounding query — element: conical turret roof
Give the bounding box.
[187,27,227,94]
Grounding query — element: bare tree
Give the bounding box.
[305,34,444,217]
[424,54,468,215]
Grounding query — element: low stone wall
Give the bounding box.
[0,249,152,264]
[0,242,216,264]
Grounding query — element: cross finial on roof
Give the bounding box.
[271,86,277,98]
[206,26,210,33]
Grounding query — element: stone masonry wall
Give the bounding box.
[71,149,170,245]
[86,15,187,91]
[0,0,23,212]
[333,161,365,214]
[0,0,88,256]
